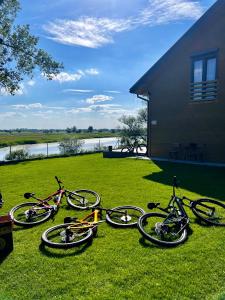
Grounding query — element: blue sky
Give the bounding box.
[0,0,216,129]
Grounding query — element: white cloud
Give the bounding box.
[0,84,25,96]
[85,68,99,75]
[46,68,99,83]
[63,89,94,93]
[137,0,203,26]
[11,103,43,110]
[43,17,132,48]
[27,80,35,86]
[0,111,26,118]
[49,71,82,83]
[43,1,203,48]
[86,94,113,104]
[68,103,135,116]
[104,90,121,94]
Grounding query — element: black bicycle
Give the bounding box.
[138,176,225,247]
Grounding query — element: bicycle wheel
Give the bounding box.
[192,198,225,226]
[138,212,188,247]
[9,202,52,226]
[136,144,147,155]
[106,205,145,227]
[67,189,100,210]
[41,223,93,248]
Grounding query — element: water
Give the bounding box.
[0,137,119,161]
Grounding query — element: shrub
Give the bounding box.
[5,149,29,161]
[59,138,84,155]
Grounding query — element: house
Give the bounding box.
[130,0,225,163]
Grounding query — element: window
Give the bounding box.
[191,50,218,101]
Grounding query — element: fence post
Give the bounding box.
[47,143,48,157]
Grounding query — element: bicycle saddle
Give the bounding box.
[64,216,78,223]
[24,192,35,199]
[147,202,160,209]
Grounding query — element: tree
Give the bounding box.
[0,0,63,95]
[118,107,147,146]
[137,107,147,124]
[5,148,29,160]
[88,126,93,132]
[66,127,72,133]
[71,126,77,133]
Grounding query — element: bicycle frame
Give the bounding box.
[24,176,87,211]
[66,205,129,226]
[66,209,103,232]
[158,195,190,234]
[64,206,134,233]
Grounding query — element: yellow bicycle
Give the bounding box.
[41,205,145,248]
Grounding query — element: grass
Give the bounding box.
[0,153,225,300]
[0,131,117,147]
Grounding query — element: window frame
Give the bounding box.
[190,49,218,102]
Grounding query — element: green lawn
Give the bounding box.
[0,154,225,300]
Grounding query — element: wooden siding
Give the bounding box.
[131,0,225,163]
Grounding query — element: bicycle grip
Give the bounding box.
[173,176,178,188]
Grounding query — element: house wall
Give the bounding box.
[146,1,225,162]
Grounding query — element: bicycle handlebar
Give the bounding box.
[173,176,178,188]
[55,176,63,189]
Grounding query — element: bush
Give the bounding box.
[5,149,29,161]
[59,138,84,155]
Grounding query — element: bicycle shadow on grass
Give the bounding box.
[39,239,93,258]
[144,160,225,201]
[139,227,194,249]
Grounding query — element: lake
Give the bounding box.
[0,137,119,161]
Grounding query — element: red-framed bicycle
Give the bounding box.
[9,176,100,226]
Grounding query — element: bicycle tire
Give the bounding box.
[136,144,147,155]
[106,205,145,227]
[192,198,225,226]
[41,223,93,248]
[9,202,52,226]
[67,189,100,210]
[138,212,188,247]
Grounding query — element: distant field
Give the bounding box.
[0,132,118,147]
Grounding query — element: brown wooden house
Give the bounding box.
[130,0,225,163]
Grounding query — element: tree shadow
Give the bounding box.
[39,238,93,258]
[144,160,225,200]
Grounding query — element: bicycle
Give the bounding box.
[41,205,145,248]
[138,176,225,247]
[9,176,100,226]
[120,137,147,155]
